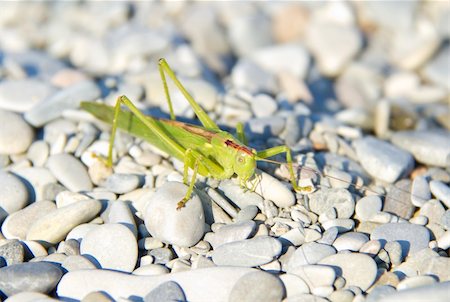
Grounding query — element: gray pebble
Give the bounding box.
[62,255,97,272]
[376,280,450,302]
[106,200,137,238]
[383,179,415,219]
[0,79,54,112]
[0,240,24,266]
[384,241,403,266]
[205,220,256,249]
[390,130,450,168]
[322,219,355,233]
[290,264,336,289]
[371,223,430,257]
[0,109,34,155]
[411,176,431,207]
[0,172,29,220]
[212,236,282,267]
[354,136,414,183]
[365,285,396,302]
[103,173,140,194]
[429,180,450,208]
[419,199,446,225]
[24,80,101,127]
[355,195,382,221]
[286,242,336,272]
[27,140,50,167]
[236,205,259,222]
[219,179,263,209]
[308,188,355,219]
[26,199,101,244]
[246,116,285,138]
[333,232,369,252]
[144,281,186,302]
[250,94,277,118]
[0,262,62,296]
[47,153,93,192]
[229,271,284,302]
[13,167,57,203]
[359,240,382,257]
[423,45,450,90]
[149,248,173,265]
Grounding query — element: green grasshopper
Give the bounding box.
[81,58,313,209]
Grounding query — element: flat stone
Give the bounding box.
[80,224,138,273]
[62,255,97,272]
[394,248,449,281]
[211,236,282,267]
[235,205,259,222]
[103,173,140,194]
[133,264,170,276]
[376,281,450,302]
[0,240,24,265]
[355,195,382,221]
[0,262,62,296]
[371,223,430,256]
[318,253,377,291]
[419,199,446,225]
[333,232,369,252]
[390,130,450,168]
[0,79,55,112]
[0,109,34,155]
[289,264,336,289]
[229,271,285,302]
[219,179,263,209]
[383,179,415,219]
[322,219,355,233]
[384,241,403,266]
[105,200,137,238]
[26,199,102,244]
[205,220,256,249]
[57,267,257,301]
[144,182,205,248]
[279,273,310,298]
[2,291,55,301]
[354,136,414,183]
[144,281,185,302]
[429,180,450,208]
[308,188,355,219]
[24,80,101,127]
[250,94,278,118]
[27,140,50,167]
[410,176,431,207]
[396,275,437,291]
[13,167,57,203]
[423,45,450,90]
[0,172,29,220]
[286,242,336,272]
[47,153,93,192]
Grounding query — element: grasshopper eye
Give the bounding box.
[238,157,244,164]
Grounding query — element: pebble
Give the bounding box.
[105,200,137,238]
[419,199,445,225]
[26,199,102,244]
[0,109,34,155]
[219,179,263,209]
[143,182,205,248]
[318,253,377,291]
[80,224,138,273]
[46,153,93,192]
[144,281,185,302]
[383,179,415,219]
[102,173,140,194]
[353,136,414,183]
[0,172,29,220]
[429,180,450,208]
[250,94,278,118]
[133,264,170,276]
[289,264,336,289]
[13,167,57,203]
[394,248,449,281]
[390,130,450,168]
[396,275,437,291]
[229,271,285,302]
[355,195,382,221]
[410,176,431,207]
[0,262,62,296]
[333,232,369,252]
[62,255,97,272]
[24,80,101,127]
[26,141,50,167]
[231,59,277,94]
[286,242,336,272]
[322,219,355,233]
[3,292,57,302]
[279,273,310,297]
[235,205,259,222]
[211,236,282,267]
[0,240,24,266]
[370,223,430,257]
[308,188,355,219]
[375,281,450,302]
[384,241,403,266]
[228,15,272,57]
[247,170,296,208]
[0,79,55,112]
[57,267,256,301]
[423,45,450,90]
[205,220,256,249]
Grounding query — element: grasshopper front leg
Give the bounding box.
[256,145,313,193]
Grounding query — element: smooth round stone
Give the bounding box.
[0,109,34,155]
[133,264,169,276]
[236,205,259,222]
[231,59,277,94]
[66,223,100,242]
[333,232,369,252]
[13,167,57,203]
[229,271,284,302]
[105,200,137,238]
[394,248,449,281]
[355,195,382,221]
[371,223,430,257]
[322,219,355,233]
[205,220,256,249]
[47,153,93,192]
[411,176,431,207]
[354,136,414,183]
[309,188,355,219]
[103,173,140,194]
[26,199,102,244]
[429,180,450,208]
[279,273,310,297]
[27,141,49,167]
[290,264,336,289]
[246,116,286,138]
[228,15,272,57]
[61,255,97,272]
[80,223,138,273]
[24,80,101,127]
[365,285,396,302]
[306,23,362,77]
[279,227,306,247]
[250,94,278,118]
[57,267,256,301]
[286,242,336,272]
[21,240,48,259]
[375,281,449,302]
[0,172,28,218]
[383,179,415,219]
[0,240,24,265]
[397,275,437,291]
[0,262,62,296]
[359,240,382,256]
[318,253,377,291]
[419,199,445,225]
[219,179,263,209]
[384,241,403,266]
[144,281,185,302]
[211,236,282,267]
[3,291,56,302]
[0,79,54,112]
[423,45,450,90]
[390,130,450,168]
[437,231,450,250]
[144,182,205,248]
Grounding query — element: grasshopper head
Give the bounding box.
[234,150,256,183]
